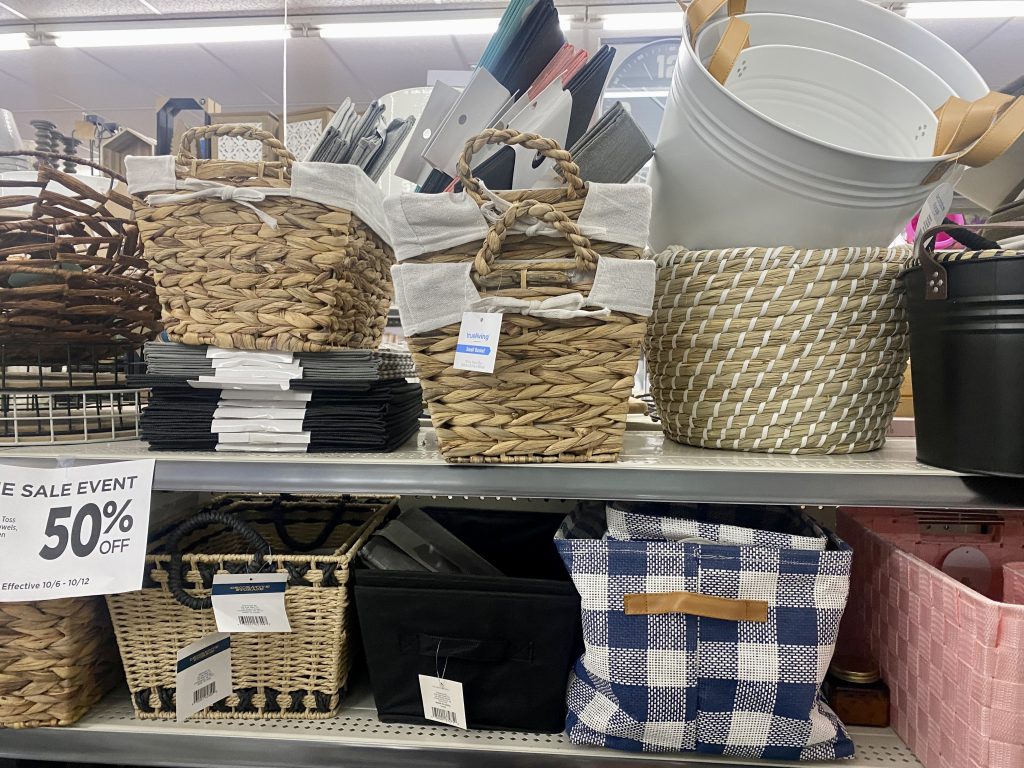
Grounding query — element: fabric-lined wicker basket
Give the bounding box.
[0,150,160,362]
[127,124,394,353]
[646,246,912,454]
[106,493,394,719]
[0,597,121,729]
[389,129,655,464]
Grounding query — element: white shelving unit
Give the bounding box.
[1,425,984,767]
[1,430,1020,509]
[0,685,923,768]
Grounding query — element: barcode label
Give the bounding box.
[419,675,467,729]
[431,707,459,725]
[238,615,270,626]
[194,682,216,704]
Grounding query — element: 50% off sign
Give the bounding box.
[0,460,155,601]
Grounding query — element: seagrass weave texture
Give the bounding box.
[133,124,393,352]
[106,494,394,720]
[406,129,647,464]
[0,597,120,728]
[646,246,912,454]
[0,150,160,359]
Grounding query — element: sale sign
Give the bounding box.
[0,460,155,601]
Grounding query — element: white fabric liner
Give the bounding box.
[392,257,655,336]
[385,182,652,262]
[125,155,392,246]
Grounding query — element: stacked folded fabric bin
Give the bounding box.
[130,343,421,452]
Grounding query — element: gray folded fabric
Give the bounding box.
[570,101,653,185]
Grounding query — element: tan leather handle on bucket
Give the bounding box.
[684,0,747,42]
[624,591,769,622]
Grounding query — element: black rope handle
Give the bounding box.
[166,509,272,611]
[269,494,356,552]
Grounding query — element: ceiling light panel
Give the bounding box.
[54,23,289,48]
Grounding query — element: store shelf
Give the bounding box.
[1,428,1021,508]
[0,689,922,768]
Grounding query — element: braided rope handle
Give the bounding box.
[457,128,585,205]
[474,198,599,277]
[166,508,272,611]
[178,124,295,166]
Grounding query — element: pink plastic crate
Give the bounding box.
[1007,563,1024,605]
[837,508,1024,768]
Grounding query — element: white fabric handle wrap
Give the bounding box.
[125,155,394,246]
[469,293,612,320]
[392,258,656,336]
[147,180,290,229]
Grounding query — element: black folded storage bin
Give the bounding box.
[353,507,581,733]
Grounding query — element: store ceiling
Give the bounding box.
[0,1,1021,140]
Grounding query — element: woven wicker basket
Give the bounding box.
[106,493,394,719]
[406,129,647,464]
[646,246,912,454]
[133,124,393,352]
[0,597,121,728]
[0,150,160,362]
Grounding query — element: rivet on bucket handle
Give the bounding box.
[473,198,600,278]
[166,508,273,611]
[178,123,296,169]
[915,221,1021,301]
[456,128,586,205]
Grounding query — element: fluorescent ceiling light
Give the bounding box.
[320,14,571,38]
[320,17,500,38]
[0,32,29,50]
[906,1,1024,19]
[601,11,684,32]
[54,24,289,48]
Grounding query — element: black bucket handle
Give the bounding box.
[915,222,1015,301]
[166,509,272,611]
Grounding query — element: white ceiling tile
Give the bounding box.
[960,17,1024,90]
[914,19,1005,55]
[1,1,157,20]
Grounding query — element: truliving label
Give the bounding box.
[211,573,291,633]
[176,632,232,721]
[453,312,502,373]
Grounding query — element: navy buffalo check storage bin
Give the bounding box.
[554,502,855,761]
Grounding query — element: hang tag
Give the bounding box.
[915,182,955,239]
[176,632,232,722]
[211,573,291,633]
[453,312,502,374]
[418,674,468,729]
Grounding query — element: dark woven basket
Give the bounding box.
[0,150,161,362]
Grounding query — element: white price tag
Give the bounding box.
[418,674,468,730]
[0,460,155,602]
[916,182,955,239]
[211,573,291,633]
[176,632,232,722]
[453,312,502,374]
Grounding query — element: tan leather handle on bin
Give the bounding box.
[624,591,769,622]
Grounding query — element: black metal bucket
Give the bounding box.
[901,223,1024,477]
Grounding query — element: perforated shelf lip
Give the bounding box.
[0,690,923,768]
[1,428,1021,509]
